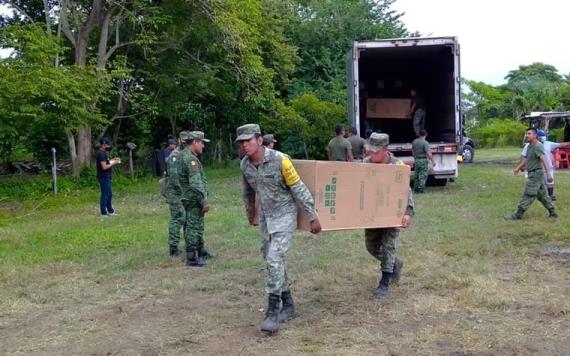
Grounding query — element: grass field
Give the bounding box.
[1,148,569,355]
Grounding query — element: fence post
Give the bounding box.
[51,147,57,195]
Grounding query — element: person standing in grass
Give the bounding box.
[237,123,322,334]
[363,133,414,298]
[96,137,121,217]
[178,131,212,267]
[348,126,366,161]
[165,131,190,258]
[507,128,557,220]
[328,125,353,161]
[411,129,436,193]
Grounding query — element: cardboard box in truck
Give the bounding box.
[366,98,411,119]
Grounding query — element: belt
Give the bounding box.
[527,168,543,173]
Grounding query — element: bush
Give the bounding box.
[472,119,528,148]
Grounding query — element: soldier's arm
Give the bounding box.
[406,187,415,217]
[241,173,256,224]
[281,157,318,221]
[187,160,208,206]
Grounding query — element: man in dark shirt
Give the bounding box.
[327,125,353,161]
[409,88,426,137]
[348,127,366,161]
[97,137,121,217]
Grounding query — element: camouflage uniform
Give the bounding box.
[239,125,318,295]
[363,133,414,273]
[412,136,430,192]
[178,132,210,254]
[166,146,185,248]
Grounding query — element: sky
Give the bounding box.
[391,0,570,85]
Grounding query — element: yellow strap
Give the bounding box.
[281,157,301,186]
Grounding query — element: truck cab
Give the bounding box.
[347,37,462,184]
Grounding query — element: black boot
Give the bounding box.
[169,245,179,257]
[504,208,524,221]
[198,249,214,260]
[260,294,281,333]
[373,272,392,298]
[278,291,296,323]
[391,258,404,284]
[548,209,558,219]
[186,250,206,267]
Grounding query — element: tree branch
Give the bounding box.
[59,0,76,47]
[6,0,35,23]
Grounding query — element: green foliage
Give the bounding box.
[472,119,528,148]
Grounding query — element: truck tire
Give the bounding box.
[462,145,474,163]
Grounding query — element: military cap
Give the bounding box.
[167,138,177,145]
[366,132,389,152]
[188,131,210,142]
[179,130,192,141]
[235,124,261,142]
[262,134,277,144]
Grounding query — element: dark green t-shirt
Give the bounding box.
[328,136,352,161]
[348,135,366,160]
[412,137,429,159]
[525,141,545,172]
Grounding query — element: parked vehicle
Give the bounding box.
[346,37,462,185]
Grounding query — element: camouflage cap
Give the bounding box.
[262,134,277,144]
[179,130,192,141]
[366,132,389,152]
[188,131,210,142]
[235,124,261,142]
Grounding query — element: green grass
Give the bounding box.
[1,161,569,355]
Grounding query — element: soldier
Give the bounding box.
[165,131,190,257]
[328,125,353,161]
[262,134,277,149]
[363,133,414,298]
[408,88,426,137]
[237,123,322,334]
[411,129,436,193]
[178,131,213,267]
[506,128,558,220]
[348,126,366,161]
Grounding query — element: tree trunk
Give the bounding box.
[77,124,93,170]
[66,129,80,177]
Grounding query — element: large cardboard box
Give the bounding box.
[367,98,411,119]
[293,160,411,231]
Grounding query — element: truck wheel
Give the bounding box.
[462,145,474,163]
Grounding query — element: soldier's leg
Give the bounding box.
[168,202,185,248]
[265,231,292,295]
[515,173,541,215]
[378,229,399,273]
[415,159,428,192]
[536,181,555,212]
[183,201,204,253]
[413,112,421,136]
[413,164,420,191]
[364,228,383,262]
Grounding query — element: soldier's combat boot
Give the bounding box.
[198,249,214,260]
[260,294,281,333]
[504,209,524,221]
[373,272,392,299]
[169,245,179,257]
[186,250,206,267]
[278,290,295,323]
[391,258,404,284]
[548,209,558,219]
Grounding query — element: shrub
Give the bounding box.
[472,119,528,148]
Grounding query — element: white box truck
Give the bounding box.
[347,37,462,184]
